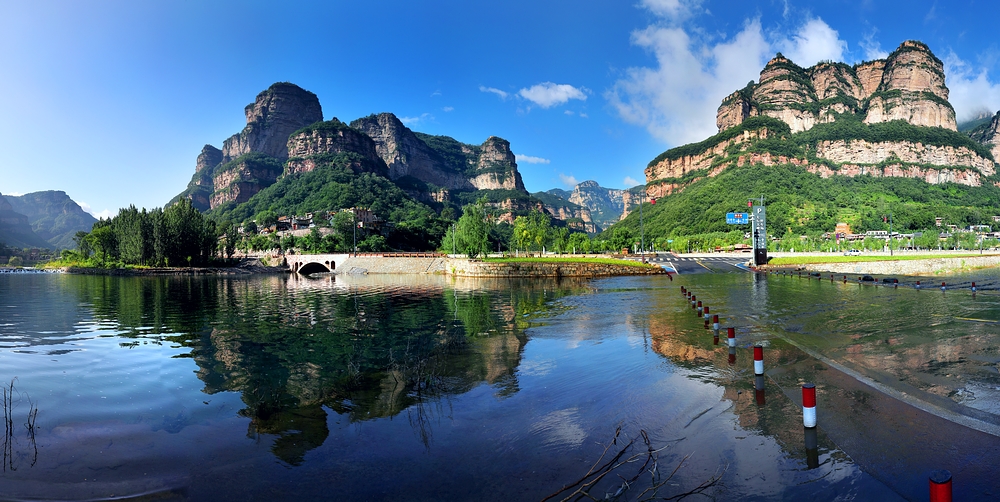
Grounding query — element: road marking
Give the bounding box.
[666,260,679,274]
[694,260,713,271]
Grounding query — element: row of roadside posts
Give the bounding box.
[679,284,954,501]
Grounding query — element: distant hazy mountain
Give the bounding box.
[6,191,97,249]
[544,180,639,231]
[0,192,51,249]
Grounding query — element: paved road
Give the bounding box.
[644,253,750,274]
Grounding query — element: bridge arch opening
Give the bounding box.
[297,261,333,275]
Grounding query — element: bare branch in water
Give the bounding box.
[540,424,723,502]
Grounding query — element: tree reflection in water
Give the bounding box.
[72,274,588,464]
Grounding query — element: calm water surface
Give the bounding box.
[1,270,999,500]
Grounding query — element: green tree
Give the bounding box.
[73,231,92,258]
[456,201,489,258]
[8,256,23,267]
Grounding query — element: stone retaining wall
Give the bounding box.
[336,257,447,275]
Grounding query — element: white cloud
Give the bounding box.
[579,112,588,118]
[518,82,588,108]
[564,110,574,115]
[443,106,454,112]
[558,173,579,188]
[79,201,113,219]
[607,18,772,145]
[608,10,856,147]
[400,113,433,125]
[479,86,509,99]
[623,176,641,187]
[944,52,1000,122]
[775,18,847,67]
[640,0,702,23]
[515,154,551,164]
[859,31,889,61]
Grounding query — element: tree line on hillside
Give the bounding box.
[64,199,220,267]
[607,164,1000,253]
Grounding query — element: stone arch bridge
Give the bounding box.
[285,253,351,275]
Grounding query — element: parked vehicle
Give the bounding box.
[882,277,899,284]
[860,275,875,282]
[844,249,862,256]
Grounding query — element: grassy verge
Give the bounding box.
[769,253,997,265]
[482,257,659,268]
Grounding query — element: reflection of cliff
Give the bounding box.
[71,274,586,464]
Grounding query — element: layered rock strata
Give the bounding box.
[716,41,957,133]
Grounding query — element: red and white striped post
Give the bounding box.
[681,286,686,295]
[691,295,696,308]
[843,275,847,283]
[697,301,703,316]
[728,346,736,365]
[712,315,720,331]
[972,282,977,292]
[727,327,736,348]
[753,346,764,375]
[802,383,817,428]
[941,282,947,291]
[916,280,921,289]
[929,470,952,502]
[703,305,710,320]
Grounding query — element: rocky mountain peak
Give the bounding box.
[716,40,956,134]
[222,82,324,162]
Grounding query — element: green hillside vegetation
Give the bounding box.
[604,163,1000,250]
[530,191,583,210]
[210,152,451,251]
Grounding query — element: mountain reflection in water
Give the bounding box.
[67,273,590,465]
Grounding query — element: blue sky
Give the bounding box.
[3,0,1000,218]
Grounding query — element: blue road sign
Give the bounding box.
[726,212,749,224]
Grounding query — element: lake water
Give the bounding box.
[2,269,999,500]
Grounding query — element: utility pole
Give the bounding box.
[889,211,892,256]
[352,211,357,255]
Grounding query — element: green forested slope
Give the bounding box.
[607,164,1000,239]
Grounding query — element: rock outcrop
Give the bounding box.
[284,119,388,176]
[221,83,323,162]
[208,154,284,209]
[966,110,1000,161]
[716,40,957,134]
[542,180,644,231]
[648,40,994,200]
[350,113,525,192]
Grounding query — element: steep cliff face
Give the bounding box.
[350,113,525,192]
[209,154,284,209]
[865,41,955,130]
[284,119,388,176]
[966,111,1000,161]
[561,180,636,230]
[221,83,323,162]
[716,41,957,134]
[470,137,525,191]
[532,190,597,233]
[6,191,98,249]
[645,128,774,183]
